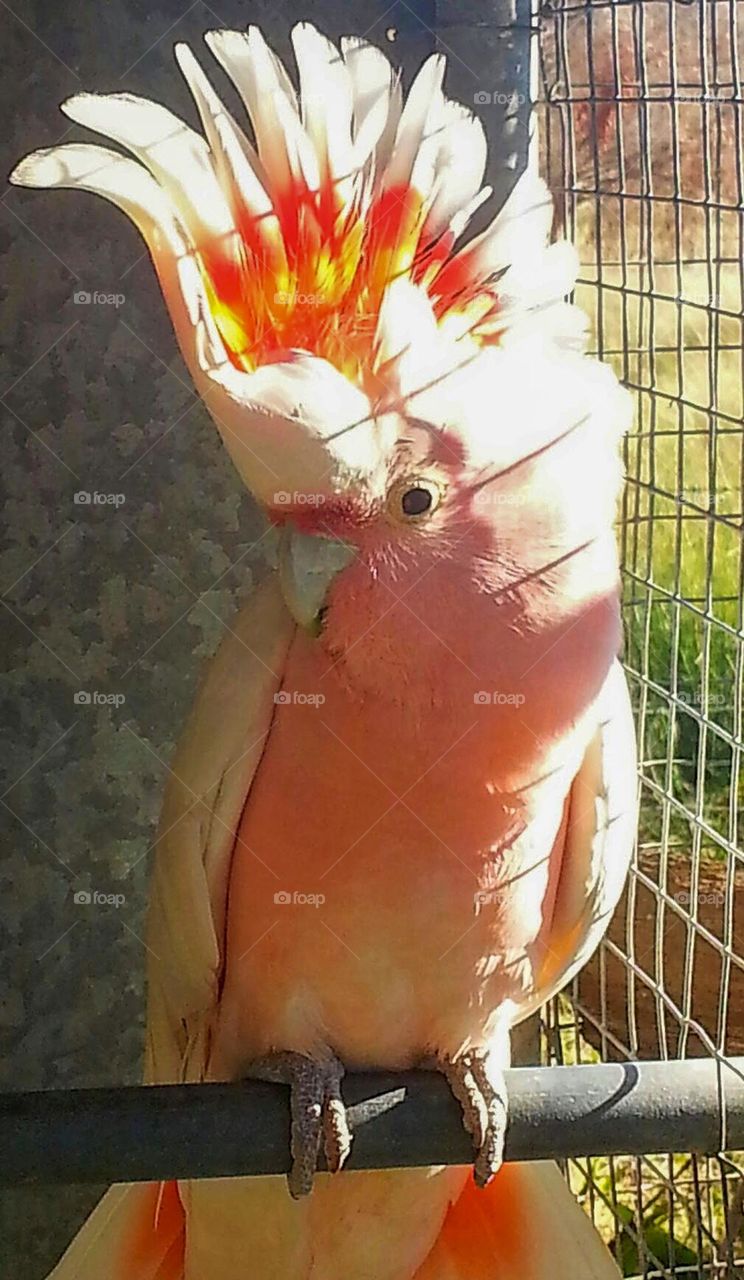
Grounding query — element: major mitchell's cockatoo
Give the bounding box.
[12,22,637,1280]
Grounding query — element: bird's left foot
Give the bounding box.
[435,1048,508,1187]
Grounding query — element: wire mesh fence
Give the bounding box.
[538,0,744,1273]
[1,2,742,1275]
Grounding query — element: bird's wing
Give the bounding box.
[144,573,295,1083]
[411,668,636,1280]
[527,658,637,1016]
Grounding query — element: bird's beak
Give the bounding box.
[278,525,355,635]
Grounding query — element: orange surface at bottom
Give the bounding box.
[122,1180,185,1280]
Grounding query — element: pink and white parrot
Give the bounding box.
[12,22,637,1280]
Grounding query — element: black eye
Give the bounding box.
[388,478,443,522]
[401,486,434,517]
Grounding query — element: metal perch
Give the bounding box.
[3,1058,743,1187]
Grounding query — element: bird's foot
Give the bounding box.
[435,1048,508,1187]
[243,1051,351,1198]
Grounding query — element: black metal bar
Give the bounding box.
[3,1058,743,1187]
[435,0,535,214]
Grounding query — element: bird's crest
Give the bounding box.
[11,23,581,394]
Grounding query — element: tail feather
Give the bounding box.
[42,1164,618,1280]
[46,1182,184,1280]
[413,1162,621,1280]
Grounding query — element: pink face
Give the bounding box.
[263,410,623,720]
[265,420,469,536]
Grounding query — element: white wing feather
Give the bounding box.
[145,576,294,1083]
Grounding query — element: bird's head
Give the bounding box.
[11,23,630,703]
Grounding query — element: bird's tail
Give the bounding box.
[413,1161,621,1280]
[45,1180,184,1280]
[44,1163,619,1280]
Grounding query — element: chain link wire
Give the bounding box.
[537,0,744,1273]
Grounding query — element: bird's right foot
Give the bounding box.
[243,1050,352,1198]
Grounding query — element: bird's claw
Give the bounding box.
[435,1048,508,1187]
[243,1051,352,1198]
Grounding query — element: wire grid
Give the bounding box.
[537,0,744,1274]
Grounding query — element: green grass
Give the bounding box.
[548,223,743,1266]
[574,233,743,859]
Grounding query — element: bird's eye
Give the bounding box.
[387,478,443,523]
[402,486,434,517]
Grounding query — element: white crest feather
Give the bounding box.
[10,19,586,505]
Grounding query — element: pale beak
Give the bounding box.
[278,525,356,634]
